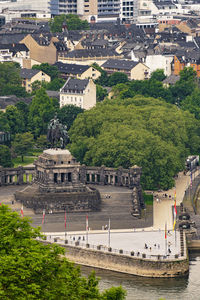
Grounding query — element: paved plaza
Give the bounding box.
[45,229,181,259]
[0,169,198,260]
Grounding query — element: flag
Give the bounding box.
[64,209,67,229]
[165,222,167,239]
[86,215,88,231]
[42,209,45,225]
[173,204,177,231]
[21,205,24,217]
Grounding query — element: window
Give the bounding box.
[68,173,72,182]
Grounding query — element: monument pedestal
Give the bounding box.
[15,149,101,213]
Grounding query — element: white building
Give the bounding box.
[145,54,174,76]
[60,78,96,110]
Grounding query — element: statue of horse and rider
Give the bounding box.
[47,113,69,149]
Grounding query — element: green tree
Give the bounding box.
[5,105,25,135]
[35,134,49,150]
[45,77,65,91]
[181,88,200,119]
[150,69,166,82]
[0,111,10,132]
[57,104,84,130]
[31,80,43,94]
[49,14,89,33]
[69,96,200,189]
[0,145,13,167]
[108,72,128,87]
[12,132,34,162]
[0,205,126,299]
[93,63,109,86]
[96,84,108,102]
[15,101,29,128]
[0,62,27,97]
[170,67,198,103]
[32,63,59,80]
[28,88,56,137]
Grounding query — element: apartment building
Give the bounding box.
[0,0,139,23]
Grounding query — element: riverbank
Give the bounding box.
[42,228,189,278]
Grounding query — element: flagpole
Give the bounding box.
[42,209,45,225]
[108,218,110,248]
[174,188,177,248]
[175,221,177,248]
[165,222,167,256]
[86,215,88,244]
[21,205,24,217]
[64,209,67,240]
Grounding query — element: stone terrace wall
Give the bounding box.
[0,166,35,186]
[42,240,189,278]
[0,165,142,190]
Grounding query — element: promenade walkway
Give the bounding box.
[44,229,182,260]
[153,169,200,230]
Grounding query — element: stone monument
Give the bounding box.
[15,115,101,213]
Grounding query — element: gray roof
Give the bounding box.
[20,68,40,79]
[54,62,90,75]
[65,49,121,59]
[163,75,180,85]
[0,95,32,109]
[102,59,139,71]
[61,78,89,93]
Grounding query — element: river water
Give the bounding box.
[81,253,200,300]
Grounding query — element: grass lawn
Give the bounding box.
[12,154,41,167]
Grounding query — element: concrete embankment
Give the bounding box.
[63,244,189,278]
[42,241,189,278]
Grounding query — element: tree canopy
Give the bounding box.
[32,63,59,80]
[57,104,84,131]
[5,105,25,135]
[69,96,200,190]
[0,62,27,97]
[150,69,166,82]
[12,132,34,162]
[0,205,126,300]
[0,145,13,167]
[28,88,56,138]
[49,14,89,33]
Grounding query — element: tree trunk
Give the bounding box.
[21,155,24,162]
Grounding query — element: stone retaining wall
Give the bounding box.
[43,241,189,278]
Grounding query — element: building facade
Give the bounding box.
[20,69,51,92]
[60,78,96,110]
[0,0,141,23]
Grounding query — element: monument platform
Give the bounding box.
[15,148,101,213]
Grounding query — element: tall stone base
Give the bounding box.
[14,184,101,214]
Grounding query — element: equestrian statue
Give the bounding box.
[47,113,69,149]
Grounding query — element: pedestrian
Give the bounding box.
[158,244,160,249]
[154,243,156,248]
[149,247,152,252]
